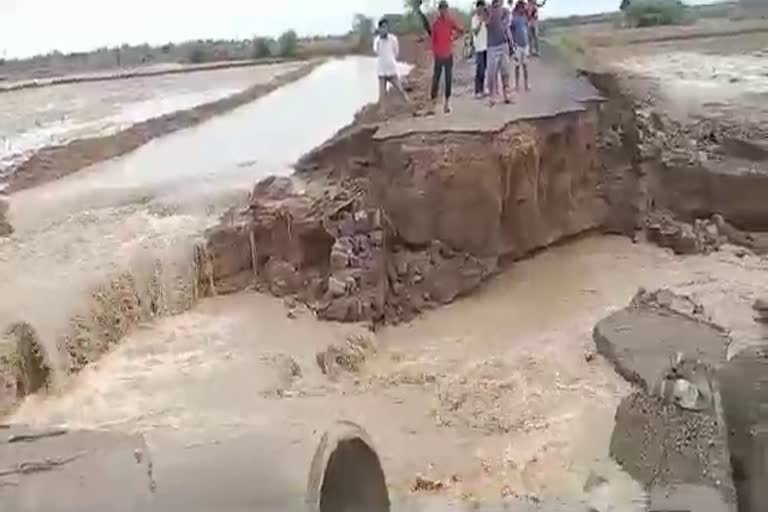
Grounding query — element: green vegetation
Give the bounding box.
[277,30,299,57]
[252,37,273,59]
[187,45,207,64]
[352,15,375,52]
[624,0,690,27]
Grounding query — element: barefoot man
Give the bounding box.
[511,0,531,92]
[373,18,410,109]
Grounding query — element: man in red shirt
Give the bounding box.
[417,0,464,114]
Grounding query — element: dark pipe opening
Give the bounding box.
[319,438,390,512]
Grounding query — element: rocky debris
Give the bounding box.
[645,211,722,255]
[316,208,388,322]
[718,344,768,512]
[610,392,736,508]
[383,242,496,324]
[316,334,376,379]
[754,298,768,324]
[0,195,12,238]
[630,287,710,323]
[594,289,729,392]
[0,426,154,512]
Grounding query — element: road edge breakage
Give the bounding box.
[594,287,768,512]
[2,59,325,193]
[199,45,768,326]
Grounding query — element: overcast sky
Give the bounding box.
[0,0,718,59]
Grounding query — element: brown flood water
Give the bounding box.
[10,234,768,509]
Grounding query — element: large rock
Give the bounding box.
[719,345,768,512]
[0,426,154,512]
[593,304,729,392]
[375,112,606,259]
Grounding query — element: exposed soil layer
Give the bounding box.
[3,60,322,192]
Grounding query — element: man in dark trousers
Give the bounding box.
[415,0,464,114]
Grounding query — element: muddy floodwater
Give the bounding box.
[11,233,768,509]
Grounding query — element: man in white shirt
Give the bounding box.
[472,0,489,98]
[373,18,410,108]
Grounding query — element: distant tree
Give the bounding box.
[352,14,374,52]
[624,0,688,27]
[252,37,272,58]
[620,0,631,11]
[277,30,298,57]
[188,45,207,63]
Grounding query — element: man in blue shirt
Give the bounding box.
[510,0,530,92]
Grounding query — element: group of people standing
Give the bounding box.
[372,0,546,114]
[472,0,546,106]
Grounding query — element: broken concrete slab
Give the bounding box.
[719,344,768,512]
[593,307,729,392]
[0,425,154,512]
[649,484,734,512]
[610,392,737,509]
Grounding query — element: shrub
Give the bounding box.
[277,30,298,57]
[624,0,688,27]
[353,14,374,52]
[187,46,207,64]
[252,37,272,59]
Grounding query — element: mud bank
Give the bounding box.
[584,65,768,254]
[3,60,322,192]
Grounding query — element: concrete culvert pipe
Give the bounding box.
[1,421,390,512]
[307,421,390,512]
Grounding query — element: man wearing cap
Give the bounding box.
[417,0,464,114]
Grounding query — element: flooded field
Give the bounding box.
[0,61,304,177]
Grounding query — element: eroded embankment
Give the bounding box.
[586,68,768,255]
[202,100,612,325]
[201,61,768,325]
[3,60,323,193]
[0,237,214,417]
